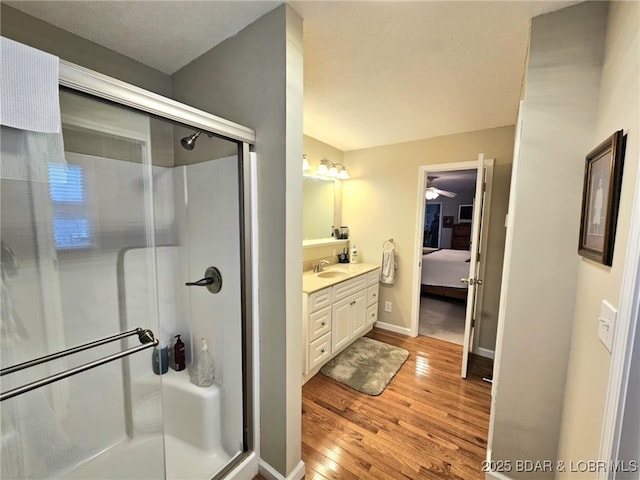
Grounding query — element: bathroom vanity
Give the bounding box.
[302,263,381,384]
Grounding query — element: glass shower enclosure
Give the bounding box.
[1,62,255,479]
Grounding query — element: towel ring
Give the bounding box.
[383,238,395,249]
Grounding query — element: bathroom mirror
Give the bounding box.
[302,176,337,241]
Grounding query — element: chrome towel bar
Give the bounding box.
[1,328,154,376]
[0,328,157,402]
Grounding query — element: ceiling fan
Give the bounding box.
[426,176,457,200]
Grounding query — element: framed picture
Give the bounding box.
[458,204,473,223]
[443,216,454,228]
[578,130,626,266]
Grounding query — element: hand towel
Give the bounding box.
[1,37,60,133]
[381,247,396,284]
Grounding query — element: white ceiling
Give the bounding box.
[6,0,577,151]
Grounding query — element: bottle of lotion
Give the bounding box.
[173,335,186,371]
[350,244,359,264]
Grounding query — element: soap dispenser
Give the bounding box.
[173,335,186,371]
[350,244,359,264]
[196,338,215,387]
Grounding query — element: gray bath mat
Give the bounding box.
[320,337,409,396]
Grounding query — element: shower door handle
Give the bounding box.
[185,266,222,294]
[185,277,215,287]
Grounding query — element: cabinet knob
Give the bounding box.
[321,321,326,326]
[321,349,325,353]
[373,293,376,297]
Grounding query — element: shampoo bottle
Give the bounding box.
[196,338,215,387]
[152,342,169,375]
[173,334,186,371]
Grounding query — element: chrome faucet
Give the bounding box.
[313,260,331,273]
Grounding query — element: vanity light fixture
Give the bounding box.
[302,154,311,172]
[316,159,350,180]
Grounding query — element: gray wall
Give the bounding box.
[489,2,608,477]
[0,4,171,97]
[171,4,303,476]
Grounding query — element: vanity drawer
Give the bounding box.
[367,269,381,285]
[309,306,331,342]
[366,285,379,306]
[308,287,333,313]
[308,332,332,370]
[333,275,367,301]
[367,303,378,326]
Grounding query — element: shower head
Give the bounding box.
[180,131,201,151]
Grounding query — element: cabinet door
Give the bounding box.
[332,297,352,353]
[366,303,378,326]
[333,275,367,302]
[309,287,332,313]
[309,306,331,342]
[308,332,332,371]
[366,269,380,286]
[350,290,367,338]
[366,284,379,306]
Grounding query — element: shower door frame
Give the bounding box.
[59,60,256,478]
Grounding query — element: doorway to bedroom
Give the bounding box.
[419,169,477,345]
[411,156,494,378]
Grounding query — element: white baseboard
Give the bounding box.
[287,461,305,480]
[227,452,258,479]
[476,347,495,360]
[485,470,514,480]
[259,460,305,480]
[375,321,412,336]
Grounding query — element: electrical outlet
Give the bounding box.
[384,301,392,313]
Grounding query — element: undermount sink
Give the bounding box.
[317,270,349,279]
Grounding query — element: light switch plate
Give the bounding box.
[598,300,617,352]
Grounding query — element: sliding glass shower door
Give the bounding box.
[1,78,252,479]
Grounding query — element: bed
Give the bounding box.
[421,248,471,301]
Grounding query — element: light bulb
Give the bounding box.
[302,154,311,171]
[328,166,338,177]
[425,190,439,200]
[337,169,350,180]
[316,163,329,176]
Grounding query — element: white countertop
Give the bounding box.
[302,263,381,294]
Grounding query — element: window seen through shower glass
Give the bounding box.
[47,163,92,249]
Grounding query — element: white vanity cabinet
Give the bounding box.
[331,289,367,352]
[302,266,380,382]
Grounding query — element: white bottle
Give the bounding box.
[350,244,359,264]
[196,338,215,387]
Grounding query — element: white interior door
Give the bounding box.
[461,153,486,378]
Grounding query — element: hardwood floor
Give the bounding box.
[301,328,493,480]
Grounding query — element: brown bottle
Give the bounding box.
[173,334,186,371]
